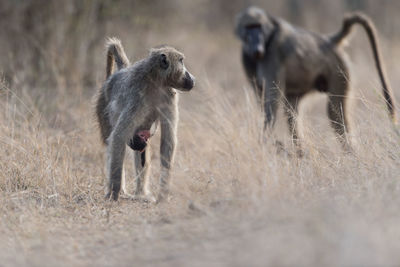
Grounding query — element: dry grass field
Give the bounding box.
[0,1,399,266]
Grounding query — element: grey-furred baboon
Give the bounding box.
[95,38,195,201]
[235,6,396,152]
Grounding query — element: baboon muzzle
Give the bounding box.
[182,71,195,90]
[253,46,264,59]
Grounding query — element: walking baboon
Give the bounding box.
[95,38,195,201]
[235,6,396,151]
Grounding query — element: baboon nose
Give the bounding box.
[253,45,264,59]
[254,50,264,59]
[183,72,195,90]
[190,75,196,86]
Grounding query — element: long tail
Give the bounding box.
[330,12,396,123]
[105,37,130,79]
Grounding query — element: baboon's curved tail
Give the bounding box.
[106,37,130,79]
[330,13,396,123]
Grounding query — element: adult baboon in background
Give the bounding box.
[96,38,195,201]
[235,6,396,151]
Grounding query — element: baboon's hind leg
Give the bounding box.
[327,76,351,150]
[96,89,112,144]
[284,93,303,156]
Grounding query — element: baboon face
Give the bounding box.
[242,24,265,59]
[235,6,271,60]
[151,47,195,91]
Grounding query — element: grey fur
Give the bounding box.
[95,38,195,201]
[96,38,130,145]
[235,6,396,152]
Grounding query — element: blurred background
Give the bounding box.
[1,0,400,90]
[1,0,399,132]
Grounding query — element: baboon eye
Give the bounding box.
[160,53,169,70]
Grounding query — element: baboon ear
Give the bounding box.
[160,53,169,70]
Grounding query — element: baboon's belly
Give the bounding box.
[285,56,329,94]
[285,69,314,93]
[134,111,158,136]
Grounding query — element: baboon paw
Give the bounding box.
[343,146,355,156]
[156,191,170,204]
[119,193,136,200]
[105,192,119,201]
[295,149,305,158]
[132,193,156,203]
[274,140,287,155]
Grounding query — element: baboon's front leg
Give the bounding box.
[105,111,137,201]
[258,61,284,130]
[157,105,178,203]
[106,133,127,201]
[263,79,280,129]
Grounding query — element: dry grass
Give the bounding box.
[1,2,400,266]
